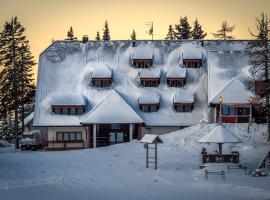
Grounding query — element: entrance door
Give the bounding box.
[109,132,124,144]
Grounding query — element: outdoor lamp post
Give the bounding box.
[218,96,223,124]
[248,96,253,132]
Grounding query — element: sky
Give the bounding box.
[0,0,269,79]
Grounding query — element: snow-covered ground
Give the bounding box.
[0,123,270,200]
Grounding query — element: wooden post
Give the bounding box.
[129,124,133,142]
[146,143,149,168]
[93,124,97,148]
[218,143,223,154]
[155,142,157,170]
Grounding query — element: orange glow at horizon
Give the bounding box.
[0,0,270,80]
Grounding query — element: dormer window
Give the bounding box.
[51,95,86,115]
[181,44,204,68]
[90,63,112,87]
[138,92,160,112]
[182,59,202,68]
[173,91,194,112]
[139,70,160,87]
[166,67,186,87]
[131,45,154,68]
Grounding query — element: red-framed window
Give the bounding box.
[91,79,111,87]
[174,104,193,112]
[133,60,153,68]
[52,106,85,115]
[140,79,160,87]
[167,79,186,87]
[139,104,159,112]
[183,59,202,68]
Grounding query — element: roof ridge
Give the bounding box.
[80,90,115,122]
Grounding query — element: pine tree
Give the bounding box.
[165,25,175,40]
[212,21,235,40]
[248,13,270,141]
[0,17,35,147]
[174,16,191,39]
[130,30,136,40]
[191,18,207,39]
[67,26,76,40]
[96,31,100,41]
[102,20,111,41]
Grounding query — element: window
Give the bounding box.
[70,108,76,115]
[141,105,158,112]
[95,80,101,87]
[185,105,191,112]
[177,106,183,112]
[70,133,75,141]
[63,108,69,115]
[141,80,159,87]
[76,133,81,140]
[222,106,236,116]
[238,107,249,116]
[56,132,82,142]
[175,104,193,112]
[57,133,62,141]
[63,133,69,141]
[54,108,61,114]
[77,107,84,115]
[52,106,85,115]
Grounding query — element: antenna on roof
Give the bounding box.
[145,22,154,41]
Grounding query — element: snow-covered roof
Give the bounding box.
[19,112,34,127]
[208,50,253,105]
[80,90,143,124]
[91,63,112,78]
[131,44,154,60]
[140,134,163,143]
[209,78,254,104]
[166,67,186,78]
[174,91,194,104]
[34,40,249,127]
[198,125,242,143]
[51,94,86,106]
[138,92,160,104]
[139,70,160,78]
[181,43,204,60]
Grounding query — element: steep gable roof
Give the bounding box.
[80,90,143,124]
[209,78,254,104]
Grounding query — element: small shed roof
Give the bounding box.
[166,67,186,78]
[51,94,86,106]
[139,92,160,104]
[198,125,242,144]
[174,91,194,104]
[132,45,154,60]
[140,134,163,144]
[139,70,160,79]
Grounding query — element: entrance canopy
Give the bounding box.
[80,90,143,124]
[198,125,242,144]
